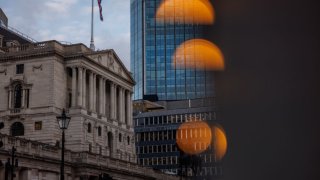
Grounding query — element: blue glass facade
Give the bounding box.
[131,0,214,100]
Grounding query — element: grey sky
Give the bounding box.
[0,0,131,69]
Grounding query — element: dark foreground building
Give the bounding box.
[134,98,222,179]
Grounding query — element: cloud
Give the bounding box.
[0,0,131,69]
[45,0,78,13]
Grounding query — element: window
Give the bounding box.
[107,132,113,149]
[98,126,102,136]
[16,64,24,74]
[87,123,91,133]
[14,84,22,108]
[11,122,24,136]
[119,133,122,142]
[35,121,42,130]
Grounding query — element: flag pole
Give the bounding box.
[90,0,95,51]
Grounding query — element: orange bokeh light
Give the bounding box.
[212,124,227,160]
[156,0,215,25]
[173,39,225,70]
[176,120,212,155]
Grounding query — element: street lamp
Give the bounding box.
[56,109,71,180]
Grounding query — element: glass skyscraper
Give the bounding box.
[130,0,214,101]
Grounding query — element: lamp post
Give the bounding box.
[56,109,71,180]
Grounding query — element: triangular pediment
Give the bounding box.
[86,50,134,84]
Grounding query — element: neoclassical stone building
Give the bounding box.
[0,40,178,179]
[0,40,135,160]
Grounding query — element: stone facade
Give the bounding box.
[0,40,177,179]
[0,40,135,161]
[0,133,177,180]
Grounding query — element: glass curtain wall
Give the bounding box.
[131,0,214,100]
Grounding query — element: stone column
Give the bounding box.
[21,88,25,108]
[110,83,115,119]
[99,77,103,114]
[129,92,133,126]
[102,79,106,115]
[118,88,122,122]
[118,87,123,123]
[83,69,87,108]
[8,90,12,109]
[93,74,97,112]
[114,85,118,120]
[89,72,94,111]
[78,67,83,106]
[72,67,77,107]
[126,90,130,125]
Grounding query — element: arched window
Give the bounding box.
[14,84,22,108]
[127,136,130,145]
[119,133,122,142]
[11,122,24,136]
[87,123,91,133]
[98,126,102,136]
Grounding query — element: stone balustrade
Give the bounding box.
[0,133,178,179]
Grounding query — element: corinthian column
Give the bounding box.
[110,83,115,119]
[8,90,12,109]
[102,78,106,115]
[93,74,97,112]
[83,69,87,108]
[72,67,77,107]
[78,67,83,107]
[126,90,130,125]
[118,87,123,123]
[89,72,94,111]
[99,77,103,114]
[129,92,133,126]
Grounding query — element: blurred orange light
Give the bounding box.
[176,120,212,155]
[173,39,225,70]
[156,0,215,25]
[212,125,227,160]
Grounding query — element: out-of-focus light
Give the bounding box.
[173,39,225,70]
[212,124,227,160]
[176,120,212,155]
[156,0,215,25]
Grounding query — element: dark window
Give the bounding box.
[127,136,130,145]
[87,123,91,133]
[141,132,145,142]
[14,84,22,108]
[89,143,92,153]
[35,121,42,130]
[108,132,113,149]
[119,133,122,142]
[98,126,102,136]
[68,92,72,108]
[26,89,30,108]
[11,122,24,136]
[16,64,24,74]
[162,145,166,152]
